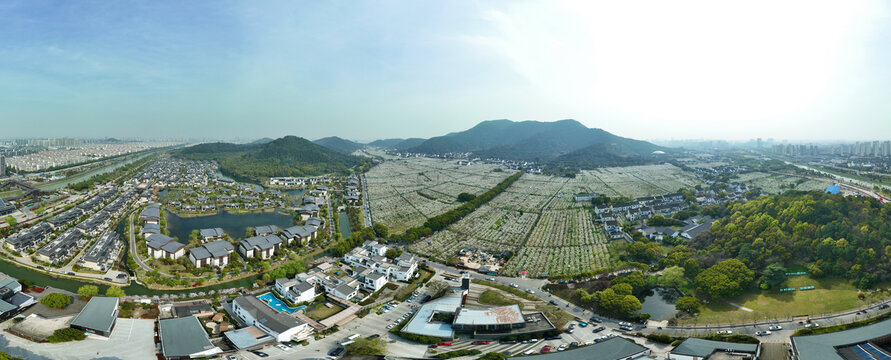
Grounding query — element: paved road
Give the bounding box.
[360,173,372,227]
[128,213,153,273]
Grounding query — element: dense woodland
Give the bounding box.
[178,136,370,182]
[694,191,891,288]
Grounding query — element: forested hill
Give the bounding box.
[313,136,364,154]
[407,119,666,167]
[178,136,370,181]
[694,191,891,288]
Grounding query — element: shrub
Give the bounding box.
[435,349,481,359]
[40,293,71,309]
[46,328,86,343]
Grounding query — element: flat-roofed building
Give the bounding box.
[513,337,649,360]
[669,338,760,360]
[791,318,891,360]
[453,305,525,332]
[159,316,222,359]
[231,295,308,342]
[70,297,119,337]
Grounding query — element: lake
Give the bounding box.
[640,287,682,320]
[165,209,296,243]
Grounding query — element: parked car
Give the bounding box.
[549,300,558,305]
[329,347,345,357]
[619,325,633,331]
[545,336,561,340]
[438,342,452,346]
[592,326,605,333]
[472,341,490,345]
[275,344,290,351]
[768,325,782,331]
[541,345,552,353]
[429,344,438,349]
[589,316,602,323]
[369,334,380,338]
[557,344,567,351]
[487,277,495,281]
[226,355,238,360]
[510,283,519,288]
[578,322,587,327]
[386,324,394,329]
[282,342,295,348]
[717,330,733,334]
[880,304,890,310]
[755,330,772,336]
[525,289,535,294]
[251,351,269,358]
[569,342,578,348]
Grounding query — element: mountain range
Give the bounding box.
[406,119,666,167]
[178,136,369,181]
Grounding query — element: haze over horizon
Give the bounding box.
[2,0,890,142]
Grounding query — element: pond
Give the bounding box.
[286,189,306,201]
[165,209,296,243]
[640,287,682,321]
[339,212,352,238]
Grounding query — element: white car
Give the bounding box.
[510,283,519,288]
[768,325,782,331]
[557,344,567,351]
[755,330,772,336]
[486,277,495,281]
[717,330,733,335]
[387,324,394,329]
[276,344,290,351]
[525,289,535,294]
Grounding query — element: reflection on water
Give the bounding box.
[640,287,682,320]
[165,209,295,243]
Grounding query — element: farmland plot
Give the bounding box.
[525,210,601,247]
[580,164,699,198]
[366,158,511,232]
[736,172,832,195]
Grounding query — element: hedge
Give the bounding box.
[435,349,481,359]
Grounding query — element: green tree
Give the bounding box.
[4,216,16,227]
[46,328,86,343]
[77,285,99,299]
[694,259,755,299]
[612,271,647,294]
[105,286,125,298]
[457,193,476,202]
[372,222,389,238]
[345,337,386,355]
[655,266,688,288]
[478,352,509,360]
[761,263,787,287]
[385,248,403,259]
[40,293,71,309]
[675,296,701,313]
[684,258,701,279]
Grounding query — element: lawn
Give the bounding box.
[305,302,344,321]
[683,276,887,325]
[479,290,522,308]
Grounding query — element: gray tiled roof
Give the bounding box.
[233,296,305,334]
[512,337,648,360]
[671,338,758,357]
[792,319,891,360]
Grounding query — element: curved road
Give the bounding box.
[128,213,153,273]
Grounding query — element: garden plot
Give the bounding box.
[366,158,511,231]
[502,243,610,277]
[525,210,601,247]
[448,205,537,247]
[409,229,518,262]
[580,164,700,198]
[736,172,832,195]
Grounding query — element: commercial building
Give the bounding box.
[791,318,891,360]
[223,326,275,350]
[159,316,222,359]
[669,338,760,360]
[230,295,309,342]
[453,305,526,332]
[0,275,36,320]
[70,297,120,337]
[513,337,650,360]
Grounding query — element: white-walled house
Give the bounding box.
[231,296,309,342]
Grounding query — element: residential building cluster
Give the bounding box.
[593,192,688,239]
[5,142,175,172]
[268,176,328,187]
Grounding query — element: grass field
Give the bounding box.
[305,302,344,321]
[683,277,887,325]
[478,290,522,308]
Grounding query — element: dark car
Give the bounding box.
[250,351,268,358]
[104,277,113,281]
[545,336,561,340]
[66,272,76,276]
[549,300,558,305]
[589,316,602,323]
[328,347,345,357]
[592,326,605,333]
[369,334,380,338]
[880,304,890,310]
[569,342,578,348]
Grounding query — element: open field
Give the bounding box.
[735,172,833,195]
[365,158,510,232]
[682,276,889,325]
[407,163,699,277]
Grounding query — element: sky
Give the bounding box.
[1,0,889,142]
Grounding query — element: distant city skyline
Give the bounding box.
[1,1,890,141]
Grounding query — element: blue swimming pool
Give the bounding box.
[256,292,306,314]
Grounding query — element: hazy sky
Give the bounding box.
[2,0,889,141]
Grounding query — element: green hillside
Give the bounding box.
[178,136,370,182]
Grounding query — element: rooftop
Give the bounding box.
[233,296,305,334]
[70,297,119,334]
[512,337,649,360]
[672,338,759,358]
[159,316,218,358]
[792,318,891,360]
[454,305,524,326]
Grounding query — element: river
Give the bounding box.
[35,153,151,191]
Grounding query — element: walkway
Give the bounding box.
[128,213,153,273]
